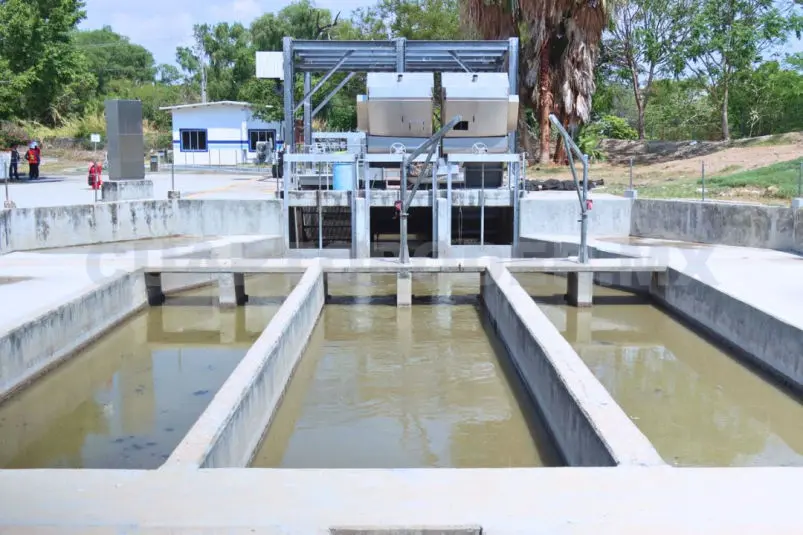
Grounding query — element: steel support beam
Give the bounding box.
[282,37,294,251]
[312,72,355,117]
[395,38,406,71]
[293,51,353,114]
[303,73,312,147]
[508,37,519,153]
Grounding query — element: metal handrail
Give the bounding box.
[549,114,589,263]
[399,114,463,264]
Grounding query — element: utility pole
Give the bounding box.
[200,59,207,103]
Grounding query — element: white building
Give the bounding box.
[159,101,281,166]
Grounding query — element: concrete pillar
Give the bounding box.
[436,197,450,258]
[792,198,803,211]
[353,197,370,259]
[397,271,412,307]
[624,189,638,199]
[566,271,593,307]
[145,272,165,305]
[219,273,248,308]
[323,273,329,303]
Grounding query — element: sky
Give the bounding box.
[79,0,374,66]
[80,0,801,67]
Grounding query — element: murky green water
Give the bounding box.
[0,274,298,469]
[251,273,561,469]
[515,272,803,467]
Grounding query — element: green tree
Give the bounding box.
[73,26,156,95]
[684,0,803,140]
[0,0,93,124]
[606,0,697,139]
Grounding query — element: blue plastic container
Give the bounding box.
[332,162,354,191]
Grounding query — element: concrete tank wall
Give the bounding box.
[521,236,803,396]
[480,263,664,467]
[0,271,147,401]
[0,209,10,255]
[2,199,284,253]
[631,199,801,252]
[520,194,632,238]
[164,265,325,469]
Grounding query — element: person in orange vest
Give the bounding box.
[24,142,41,179]
[88,161,103,189]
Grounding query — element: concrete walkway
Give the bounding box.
[526,233,803,333]
[2,171,275,208]
[0,467,800,533]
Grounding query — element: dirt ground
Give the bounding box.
[526,132,803,203]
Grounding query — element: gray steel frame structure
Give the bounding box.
[281,37,519,152]
[280,37,521,258]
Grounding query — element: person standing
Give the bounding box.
[9,146,19,180]
[25,143,40,179]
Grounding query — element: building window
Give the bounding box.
[248,129,275,152]
[180,129,208,152]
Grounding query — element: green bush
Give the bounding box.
[0,121,31,148]
[585,114,639,140]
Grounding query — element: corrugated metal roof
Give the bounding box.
[159,101,253,112]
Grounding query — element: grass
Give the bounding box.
[704,157,803,198]
[613,157,803,201]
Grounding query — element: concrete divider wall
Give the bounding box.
[480,263,664,466]
[521,236,803,394]
[0,271,147,401]
[164,264,325,469]
[176,199,282,237]
[3,199,284,253]
[631,199,801,252]
[520,194,632,238]
[0,209,9,255]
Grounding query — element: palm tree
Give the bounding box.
[461,0,608,164]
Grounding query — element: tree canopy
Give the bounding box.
[0,0,801,152]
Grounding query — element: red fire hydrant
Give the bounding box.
[394,200,402,219]
[586,199,593,211]
[89,161,103,190]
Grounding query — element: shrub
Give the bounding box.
[585,114,639,140]
[0,121,31,148]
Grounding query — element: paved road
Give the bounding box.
[2,170,281,208]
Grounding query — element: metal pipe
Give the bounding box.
[312,72,355,117]
[512,157,521,256]
[629,157,633,189]
[448,51,472,73]
[579,154,589,263]
[400,163,409,264]
[317,172,323,251]
[293,51,354,114]
[549,113,589,264]
[799,161,802,196]
[432,158,438,258]
[282,37,294,251]
[480,162,485,247]
[701,161,706,201]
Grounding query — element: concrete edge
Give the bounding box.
[0,270,147,402]
[162,264,325,469]
[481,263,665,467]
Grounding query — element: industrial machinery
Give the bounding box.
[441,72,518,189]
[440,73,518,155]
[357,72,435,157]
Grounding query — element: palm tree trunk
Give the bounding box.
[537,37,553,165]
